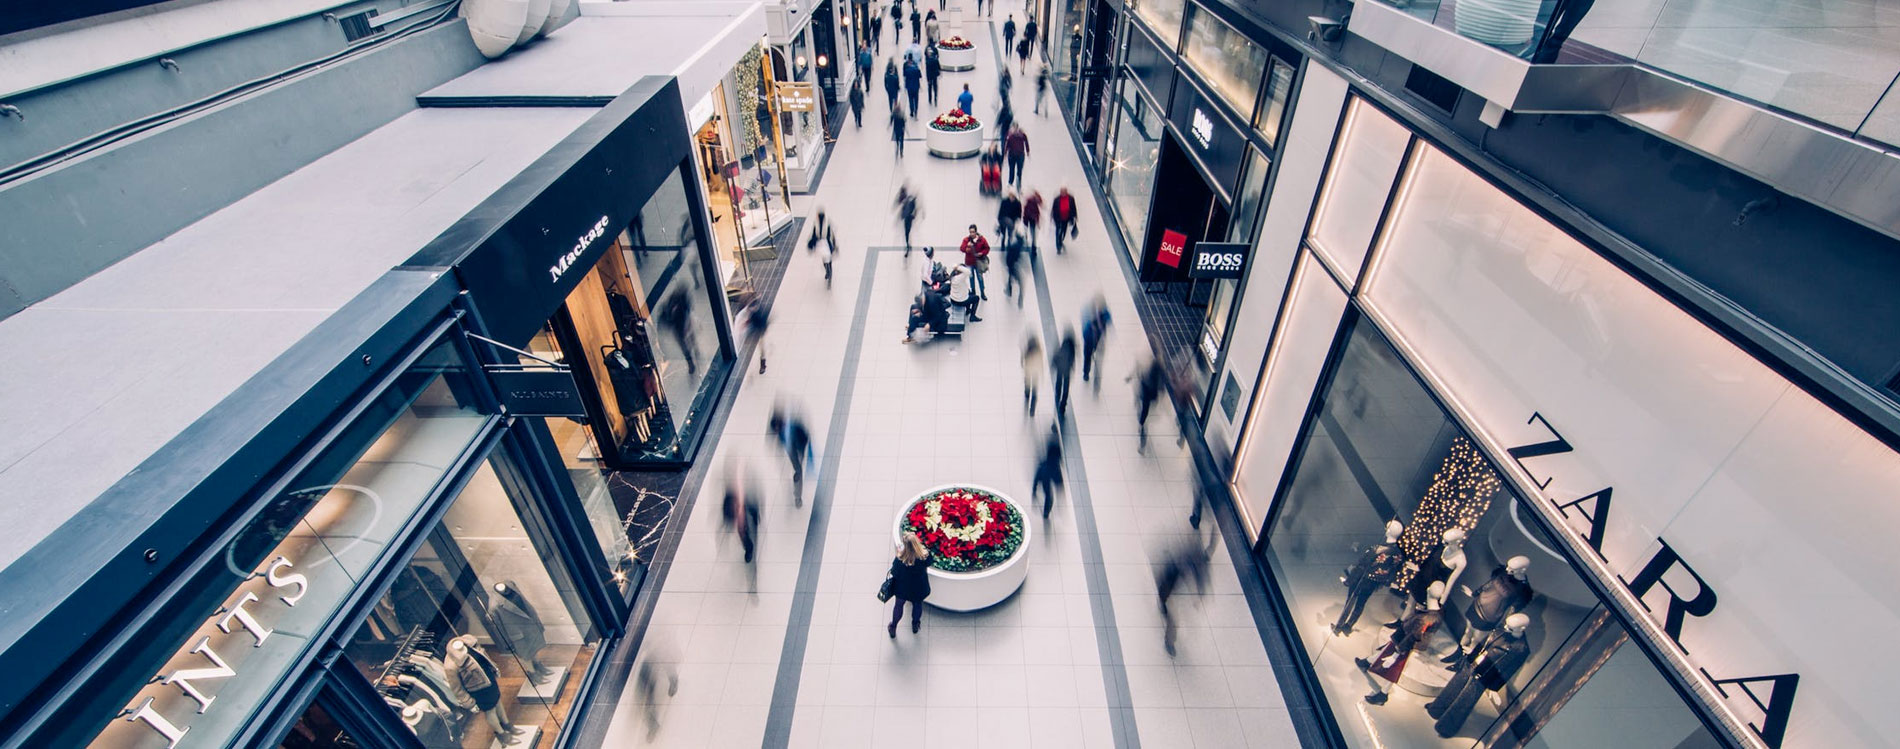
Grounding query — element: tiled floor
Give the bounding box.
[600,2,1301,745]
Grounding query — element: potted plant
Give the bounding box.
[925,108,984,158]
[937,35,977,71]
[893,485,1032,610]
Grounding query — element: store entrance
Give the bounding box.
[693,91,789,287]
[1138,133,1229,366]
[1076,0,1117,152]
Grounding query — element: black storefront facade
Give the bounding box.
[0,79,733,749]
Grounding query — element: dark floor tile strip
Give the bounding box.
[1029,249,1141,749]
[759,246,893,747]
[1053,95,1342,748]
[567,220,803,749]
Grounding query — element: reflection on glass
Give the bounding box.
[88,340,485,749]
[557,169,729,468]
[1130,0,1184,47]
[276,701,360,749]
[1261,318,1706,748]
[1107,79,1163,261]
[1183,3,1267,118]
[1309,98,1411,279]
[345,456,600,749]
[1256,58,1295,147]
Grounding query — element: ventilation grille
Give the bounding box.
[1404,64,1462,115]
[340,10,380,42]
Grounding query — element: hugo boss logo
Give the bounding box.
[548,215,613,283]
[1194,251,1244,271]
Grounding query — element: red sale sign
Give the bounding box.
[1158,229,1187,268]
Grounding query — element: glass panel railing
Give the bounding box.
[1376,0,1900,147]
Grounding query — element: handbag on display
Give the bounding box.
[877,573,894,602]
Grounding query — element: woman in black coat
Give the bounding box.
[888,532,932,636]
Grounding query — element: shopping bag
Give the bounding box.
[877,573,895,602]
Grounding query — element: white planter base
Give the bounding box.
[926,122,985,159]
[893,485,1032,612]
[938,44,977,71]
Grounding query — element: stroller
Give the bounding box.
[979,145,1003,196]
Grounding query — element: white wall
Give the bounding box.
[1205,64,1346,460]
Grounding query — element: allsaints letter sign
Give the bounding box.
[116,557,311,748]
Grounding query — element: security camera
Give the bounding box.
[1307,15,1345,42]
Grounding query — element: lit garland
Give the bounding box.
[1392,437,1502,590]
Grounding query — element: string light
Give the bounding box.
[1393,437,1501,589]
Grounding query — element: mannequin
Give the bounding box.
[1427,613,1532,737]
[491,581,550,680]
[1334,520,1406,635]
[1357,581,1445,705]
[446,635,522,744]
[401,700,457,748]
[1394,528,1468,625]
[1451,556,1532,659]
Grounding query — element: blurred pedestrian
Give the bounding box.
[1002,232,1025,304]
[1034,64,1050,115]
[1031,425,1064,518]
[957,83,974,118]
[1025,17,1040,58]
[848,82,865,127]
[769,406,815,504]
[1156,538,1211,655]
[996,191,1022,248]
[1133,357,1167,453]
[884,60,901,110]
[1080,295,1111,388]
[1051,328,1077,411]
[736,287,771,373]
[925,44,942,104]
[903,56,923,118]
[1017,35,1032,74]
[821,226,838,287]
[1003,14,1017,53]
[897,187,921,255]
[910,5,921,43]
[722,470,761,563]
[925,10,941,46]
[1022,190,1043,251]
[995,100,1015,148]
[1004,125,1030,190]
[1051,187,1077,254]
[998,66,1013,109]
[870,9,883,52]
[807,208,828,252]
[1022,335,1044,417]
[633,660,679,741]
[887,532,933,636]
[658,291,699,373]
[890,108,908,158]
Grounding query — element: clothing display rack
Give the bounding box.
[372,626,436,693]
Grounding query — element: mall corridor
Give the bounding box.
[598,3,1301,747]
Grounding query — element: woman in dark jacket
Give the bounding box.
[888,532,932,636]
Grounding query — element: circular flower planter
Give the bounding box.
[892,485,1031,611]
[938,41,977,71]
[926,121,984,158]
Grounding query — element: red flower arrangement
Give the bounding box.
[901,488,1025,573]
[937,36,974,50]
[930,108,980,132]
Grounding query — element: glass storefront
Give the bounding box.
[343,451,601,748]
[1106,77,1163,262]
[1260,314,1720,748]
[1181,2,1266,120]
[1256,57,1295,147]
[696,78,792,287]
[545,169,730,469]
[1308,97,1411,280]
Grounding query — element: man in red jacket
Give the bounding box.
[960,224,991,300]
[1051,188,1077,254]
[1004,125,1031,190]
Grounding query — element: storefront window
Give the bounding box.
[92,338,487,749]
[344,451,602,749]
[554,169,728,469]
[276,701,362,749]
[1256,57,1295,148]
[1260,315,1710,747]
[1107,78,1163,260]
[1130,0,1184,48]
[1182,3,1266,120]
[1309,98,1411,280]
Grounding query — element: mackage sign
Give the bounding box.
[549,215,613,283]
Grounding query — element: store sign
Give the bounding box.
[492,369,586,416]
[776,82,817,112]
[548,215,612,283]
[115,557,311,748]
[1188,241,1248,279]
[1157,229,1188,268]
[1191,108,1215,149]
[1505,413,1798,748]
